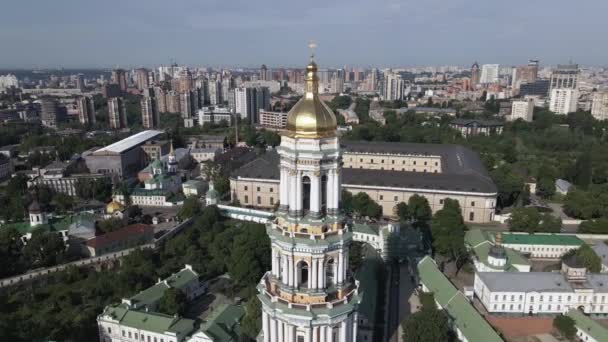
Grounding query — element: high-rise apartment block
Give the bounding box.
[141,89,159,129]
[470,62,480,86]
[550,64,579,91]
[259,110,288,129]
[382,73,404,101]
[135,68,150,90]
[549,88,579,115]
[510,98,535,122]
[480,64,500,84]
[108,97,127,129]
[513,60,539,89]
[234,86,271,123]
[39,97,62,128]
[166,91,180,114]
[77,96,96,125]
[208,80,222,105]
[591,91,608,121]
[111,68,128,93]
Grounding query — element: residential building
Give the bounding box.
[550,64,579,91]
[470,62,480,86]
[208,80,222,105]
[77,95,96,125]
[141,90,159,129]
[231,141,498,223]
[510,99,535,122]
[550,88,579,114]
[418,256,503,342]
[480,64,500,84]
[513,60,539,89]
[111,68,128,93]
[258,110,288,129]
[519,79,550,97]
[135,68,150,90]
[382,72,404,101]
[166,90,180,114]
[591,91,608,121]
[449,119,504,137]
[234,86,270,123]
[40,97,62,128]
[155,87,167,113]
[198,106,232,126]
[108,97,127,129]
[27,160,109,196]
[180,91,193,118]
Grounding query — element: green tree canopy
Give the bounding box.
[430,199,468,266]
[579,218,608,234]
[562,244,602,273]
[178,197,202,221]
[553,314,577,341]
[408,194,432,223]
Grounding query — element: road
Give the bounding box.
[386,262,414,342]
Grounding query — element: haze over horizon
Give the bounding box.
[1,0,607,69]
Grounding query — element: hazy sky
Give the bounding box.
[1,0,606,69]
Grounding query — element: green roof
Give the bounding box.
[198,304,245,342]
[566,309,608,342]
[355,257,382,321]
[129,268,199,309]
[446,293,504,342]
[417,256,503,342]
[102,304,195,335]
[352,223,378,236]
[473,242,529,271]
[465,229,491,248]
[501,233,583,246]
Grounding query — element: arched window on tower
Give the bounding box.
[321,174,328,214]
[325,258,335,286]
[296,260,309,289]
[302,176,311,213]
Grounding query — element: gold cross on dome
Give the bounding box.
[308,40,317,59]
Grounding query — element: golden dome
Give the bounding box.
[106,200,125,214]
[285,56,337,138]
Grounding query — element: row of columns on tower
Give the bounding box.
[271,248,349,290]
[262,311,358,342]
[279,167,341,216]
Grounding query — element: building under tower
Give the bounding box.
[257,52,360,342]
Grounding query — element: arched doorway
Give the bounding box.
[326,258,335,286]
[302,176,311,212]
[296,260,309,288]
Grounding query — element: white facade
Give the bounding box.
[258,56,359,342]
[591,91,608,121]
[474,270,608,315]
[0,74,18,91]
[510,99,534,122]
[480,64,500,84]
[382,73,404,101]
[198,106,232,126]
[550,88,579,115]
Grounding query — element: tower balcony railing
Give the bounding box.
[258,271,358,311]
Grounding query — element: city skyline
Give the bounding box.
[1,0,607,69]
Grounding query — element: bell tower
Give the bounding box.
[258,46,359,342]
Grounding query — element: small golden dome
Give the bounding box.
[285,56,337,138]
[106,200,125,214]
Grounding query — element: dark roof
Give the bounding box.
[232,145,496,194]
[28,200,42,213]
[341,141,490,178]
[86,223,153,249]
[450,119,504,127]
